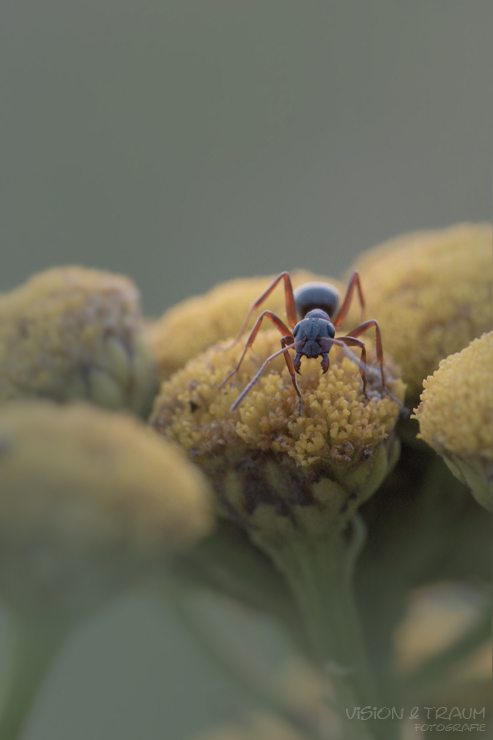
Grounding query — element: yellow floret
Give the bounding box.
[0,400,213,620]
[148,271,348,381]
[353,223,492,399]
[151,329,404,537]
[0,267,156,415]
[414,332,493,510]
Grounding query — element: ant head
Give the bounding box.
[293,282,340,320]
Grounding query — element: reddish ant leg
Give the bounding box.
[344,319,385,390]
[336,331,407,412]
[281,336,303,415]
[230,340,305,413]
[333,270,366,329]
[217,310,294,390]
[330,336,368,397]
[217,272,298,352]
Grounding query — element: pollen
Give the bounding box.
[352,223,492,399]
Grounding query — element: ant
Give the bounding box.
[217,271,391,416]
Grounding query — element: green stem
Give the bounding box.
[254,517,395,740]
[0,613,68,740]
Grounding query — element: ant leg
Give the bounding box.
[230,340,305,412]
[333,270,366,329]
[218,272,298,351]
[281,336,303,415]
[331,336,368,396]
[344,320,385,389]
[217,311,293,390]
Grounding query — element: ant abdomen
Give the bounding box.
[293,282,340,320]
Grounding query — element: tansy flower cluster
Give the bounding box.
[0,223,490,740]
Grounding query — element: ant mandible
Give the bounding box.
[218,271,386,416]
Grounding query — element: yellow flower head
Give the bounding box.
[0,267,156,415]
[0,400,213,621]
[148,271,345,382]
[414,332,493,511]
[151,329,404,541]
[353,224,492,399]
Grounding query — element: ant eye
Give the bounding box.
[294,282,340,319]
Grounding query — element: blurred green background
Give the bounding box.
[0,1,491,738]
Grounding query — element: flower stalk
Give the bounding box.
[252,517,390,740]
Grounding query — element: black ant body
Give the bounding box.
[218,271,388,416]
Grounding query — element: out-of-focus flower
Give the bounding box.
[414,332,493,511]
[395,584,490,677]
[0,267,156,415]
[151,329,404,541]
[0,400,213,622]
[189,714,307,740]
[352,223,492,399]
[148,271,344,382]
[394,583,491,717]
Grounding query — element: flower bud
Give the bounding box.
[414,332,493,511]
[0,267,156,415]
[352,224,492,400]
[0,400,213,622]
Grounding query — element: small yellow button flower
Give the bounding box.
[0,400,213,621]
[0,267,156,415]
[414,332,493,511]
[151,328,404,541]
[148,271,344,382]
[352,224,492,400]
